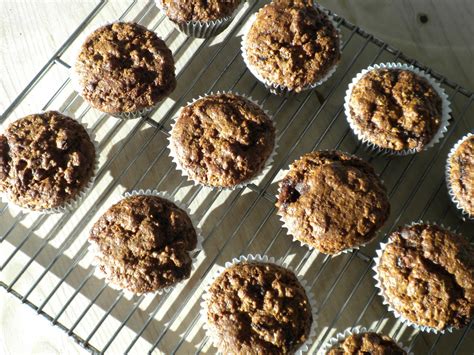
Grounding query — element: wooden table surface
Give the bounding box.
[1,1,473,354]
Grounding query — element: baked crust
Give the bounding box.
[89,195,197,294]
[0,111,95,210]
[74,22,176,114]
[276,150,390,254]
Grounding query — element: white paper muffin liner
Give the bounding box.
[373,221,457,334]
[318,326,413,355]
[168,91,279,190]
[445,132,474,220]
[0,111,99,215]
[155,0,240,38]
[241,3,342,96]
[200,254,318,354]
[275,151,388,257]
[70,21,170,120]
[88,189,203,297]
[344,62,451,156]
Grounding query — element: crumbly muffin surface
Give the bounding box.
[207,261,312,354]
[349,68,442,151]
[327,331,406,355]
[378,223,474,330]
[75,22,176,114]
[89,195,197,294]
[170,93,275,187]
[158,0,241,22]
[448,135,474,216]
[245,0,340,92]
[276,151,390,254]
[0,111,95,210]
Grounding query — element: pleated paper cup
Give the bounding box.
[318,326,413,355]
[168,91,278,190]
[373,221,456,334]
[0,111,99,215]
[88,189,203,297]
[200,254,318,354]
[445,133,474,220]
[155,0,241,38]
[344,62,451,156]
[70,21,171,120]
[241,3,342,96]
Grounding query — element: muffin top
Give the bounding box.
[378,223,474,330]
[0,111,95,211]
[348,68,442,152]
[448,135,473,216]
[157,0,241,23]
[74,22,176,114]
[326,331,406,355]
[206,261,312,354]
[89,195,197,294]
[276,150,390,254]
[244,0,340,92]
[170,93,275,188]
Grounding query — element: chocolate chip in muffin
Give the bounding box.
[447,135,474,217]
[326,331,406,355]
[0,111,96,211]
[74,22,176,115]
[244,0,341,92]
[170,93,275,188]
[89,194,197,294]
[348,68,443,152]
[377,223,474,330]
[276,150,390,255]
[206,261,312,354]
[157,0,241,23]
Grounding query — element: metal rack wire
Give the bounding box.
[0,0,472,354]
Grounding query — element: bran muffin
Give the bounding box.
[206,261,313,354]
[326,331,406,355]
[347,66,444,152]
[0,111,96,211]
[157,0,241,23]
[156,0,241,38]
[376,223,474,331]
[74,22,176,117]
[243,0,341,93]
[276,150,390,255]
[170,93,275,188]
[446,134,474,218]
[89,194,197,294]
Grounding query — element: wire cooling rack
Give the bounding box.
[1,1,473,354]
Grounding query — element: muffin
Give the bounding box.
[89,194,197,294]
[169,93,275,188]
[205,260,313,354]
[243,0,341,94]
[0,111,96,211]
[346,65,445,153]
[276,150,390,255]
[375,223,474,331]
[446,134,473,218]
[74,22,176,118]
[156,0,241,38]
[325,330,407,355]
